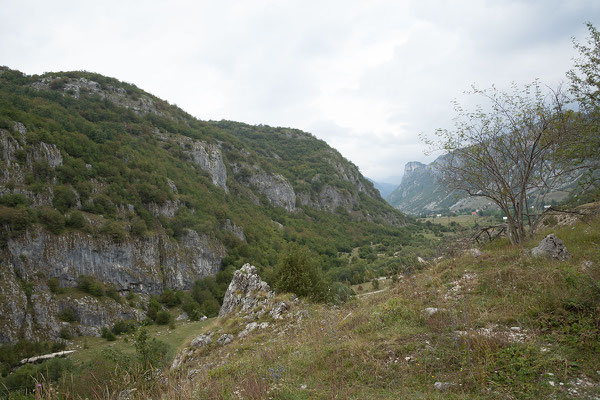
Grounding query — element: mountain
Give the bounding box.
[367,178,398,199]
[386,157,477,215]
[387,154,582,215]
[0,68,425,343]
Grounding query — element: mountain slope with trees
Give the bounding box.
[0,67,430,344]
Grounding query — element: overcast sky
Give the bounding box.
[1,1,598,182]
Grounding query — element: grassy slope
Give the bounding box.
[157,206,600,399]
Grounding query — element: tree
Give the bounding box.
[274,243,329,301]
[566,23,600,177]
[427,82,584,245]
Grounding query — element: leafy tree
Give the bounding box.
[427,82,585,245]
[566,23,600,183]
[273,243,329,301]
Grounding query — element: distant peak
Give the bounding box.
[404,161,426,174]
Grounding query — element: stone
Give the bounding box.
[434,381,454,391]
[176,312,189,321]
[217,334,233,345]
[270,301,289,320]
[531,234,571,261]
[423,307,439,317]
[465,248,483,257]
[190,333,212,348]
[218,263,272,317]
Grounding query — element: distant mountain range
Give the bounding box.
[367,179,399,199]
[386,155,580,215]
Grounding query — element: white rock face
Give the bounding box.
[248,172,296,211]
[218,263,272,317]
[531,234,571,261]
[184,140,228,192]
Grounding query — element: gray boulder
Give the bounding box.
[190,333,212,348]
[531,234,571,261]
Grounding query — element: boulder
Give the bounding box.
[531,234,571,261]
[217,334,233,346]
[218,263,272,317]
[465,248,483,257]
[190,333,212,348]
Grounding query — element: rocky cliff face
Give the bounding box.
[4,227,225,294]
[0,262,145,344]
[0,226,225,344]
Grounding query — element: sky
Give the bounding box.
[1,1,599,183]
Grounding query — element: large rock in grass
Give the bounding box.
[531,234,571,261]
[218,263,272,317]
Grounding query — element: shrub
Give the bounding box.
[65,210,86,229]
[134,328,170,369]
[159,289,181,307]
[329,282,355,305]
[99,220,127,242]
[101,327,116,341]
[105,285,122,303]
[52,185,78,213]
[0,193,29,207]
[47,277,62,294]
[155,310,171,325]
[273,243,329,302]
[37,206,65,234]
[371,278,380,290]
[58,307,77,322]
[59,326,73,340]
[77,275,105,297]
[2,358,74,392]
[0,206,32,234]
[111,320,136,335]
[147,296,162,321]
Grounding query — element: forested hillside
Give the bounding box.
[0,68,436,344]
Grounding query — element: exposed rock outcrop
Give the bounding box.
[531,234,571,261]
[218,263,272,317]
[0,263,145,343]
[5,227,225,294]
[182,140,228,192]
[247,172,296,211]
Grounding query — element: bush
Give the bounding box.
[59,326,73,340]
[37,206,65,234]
[105,285,122,303]
[273,243,329,302]
[77,275,105,297]
[329,282,355,305]
[134,328,170,369]
[146,296,162,321]
[2,358,74,392]
[101,327,116,341]
[0,193,29,207]
[52,185,78,213]
[371,278,380,290]
[0,206,32,233]
[111,320,136,335]
[58,307,77,322]
[159,289,181,307]
[65,210,86,229]
[99,220,127,242]
[47,277,62,294]
[155,310,171,325]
